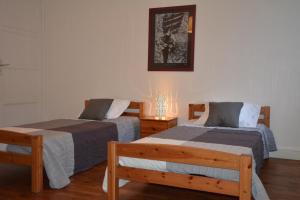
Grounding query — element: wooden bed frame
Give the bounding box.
[84,100,144,118]
[0,100,144,193]
[108,142,252,200]
[107,104,271,200]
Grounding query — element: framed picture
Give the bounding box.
[148,5,196,71]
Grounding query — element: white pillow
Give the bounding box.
[194,103,209,126]
[105,99,130,119]
[239,103,261,128]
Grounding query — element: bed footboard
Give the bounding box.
[107,141,252,200]
[0,130,43,193]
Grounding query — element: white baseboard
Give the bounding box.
[270,147,300,160]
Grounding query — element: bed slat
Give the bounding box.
[0,130,33,146]
[116,143,240,170]
[0,151,32,166]
[117,166,240,196]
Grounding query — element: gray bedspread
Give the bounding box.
[2,117,140,189]
[104,116,140,142]
[183,122,277,159]
[152,126,264,173]
[5,119,117,188]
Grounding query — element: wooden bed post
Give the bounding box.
[239,155,252,200]
[31,135,43,193]
[108,141,119,200]
[139,102,145,118]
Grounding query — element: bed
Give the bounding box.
[0,100,144,193]
[103,103,277,200]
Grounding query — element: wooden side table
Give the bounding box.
[140,116,177,138]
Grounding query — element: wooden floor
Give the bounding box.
[0,158,299,200]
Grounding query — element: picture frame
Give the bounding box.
[148,5,196,71]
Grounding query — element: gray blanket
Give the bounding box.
[6,119,119,188]
[152,126,264,173]
[104,116,140,142]
[182,123,277,159]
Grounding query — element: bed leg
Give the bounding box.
[31,136,43,193]
[239,155,252,200]
[108,141,119,200]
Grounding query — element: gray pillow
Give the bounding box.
[79,99,113,120]
[205,102,243,128]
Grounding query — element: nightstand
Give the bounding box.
[140,116,177,138]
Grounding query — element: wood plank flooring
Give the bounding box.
[0,158,299,200]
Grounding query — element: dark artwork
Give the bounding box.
[154,12,188,64]
[148,5,196,71]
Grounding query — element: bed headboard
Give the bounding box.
[84,100,144,118]
[188,104,270,128]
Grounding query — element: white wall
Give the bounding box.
[0,0,45,126]
[44,0,300,159]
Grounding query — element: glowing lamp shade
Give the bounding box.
[155,95,167,119]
